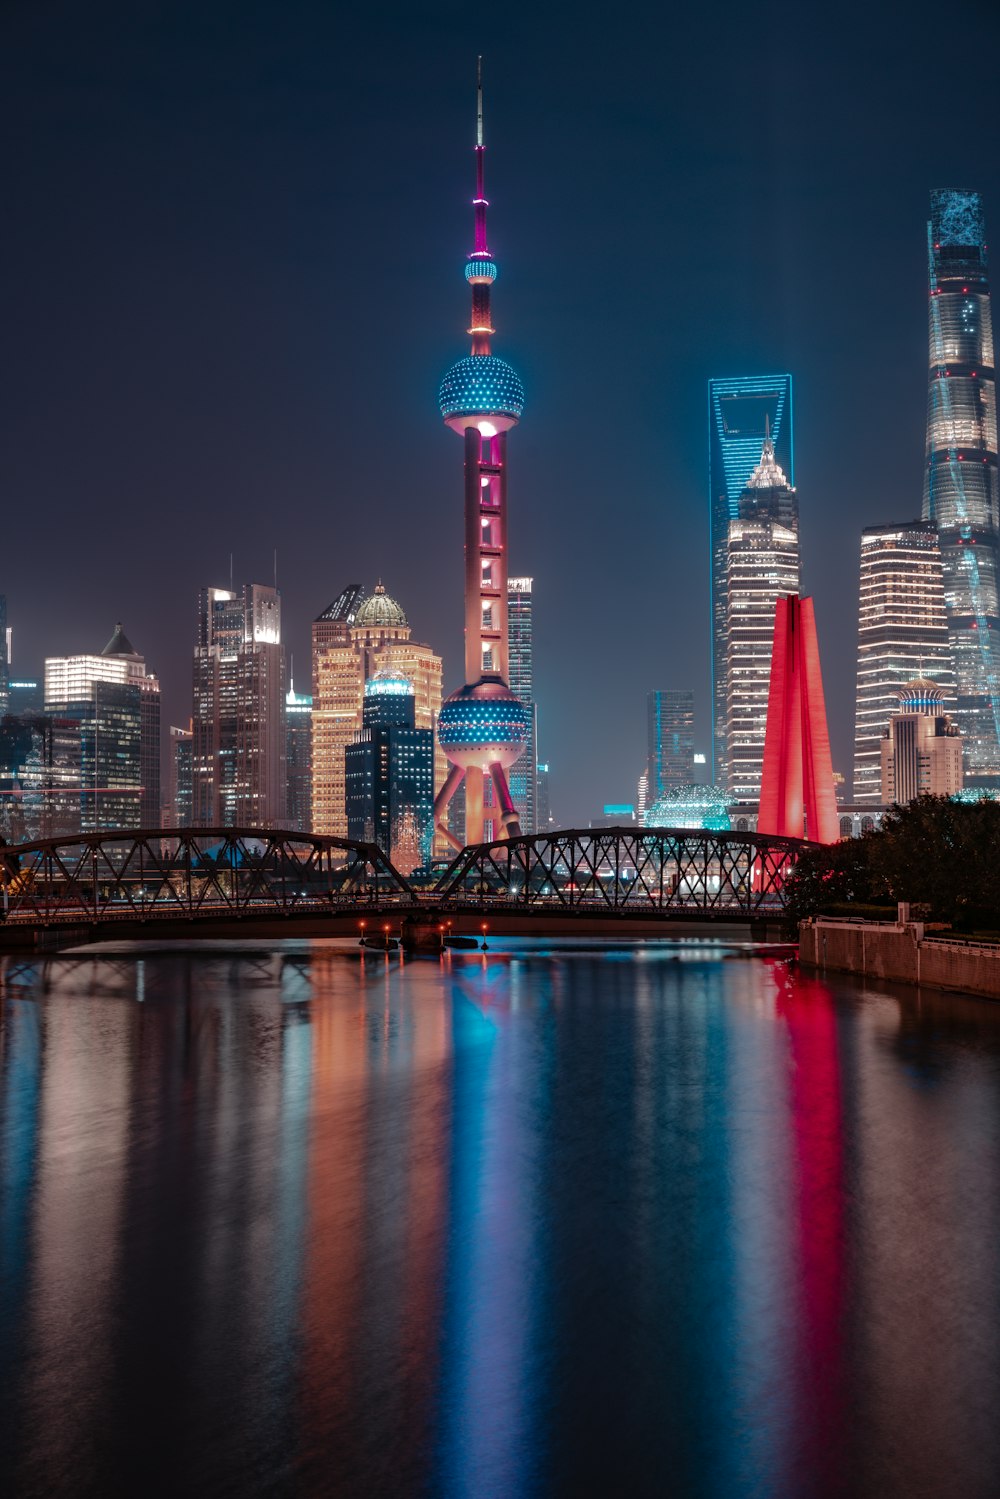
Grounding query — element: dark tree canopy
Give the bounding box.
[786,797,1000,929]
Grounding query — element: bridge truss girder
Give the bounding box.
[433,825,808,916]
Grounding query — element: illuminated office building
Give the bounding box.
[311,584,442,839]
[0,594,8,714]
[0,714,83,842]
[167,724,193,828]
[881,680,963,804]
[853,521,955,802]
[924,189,1000,784]
[535,762,552,830]
[345,674,434,874]
[285,679,313,834]
[646,690,694,797]
[192,584,285,827]
[44,623,160,831]
[506,577,536,833]
[725,434,799,803]
[709,374,793,782]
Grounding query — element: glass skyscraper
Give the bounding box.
[646,690,694,797]
[709,375,793,783]
[924,190,1000,784]
[852,521,955,802]
[345,674,434,875]
[725,435,799,804]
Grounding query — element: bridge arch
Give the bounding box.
[433,825,810,917]
[0,827,414,925]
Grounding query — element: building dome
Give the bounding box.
[439,355,524,433]
[365,671,414,698]
[353,584,407,632]
[645,784,731,832]
[437,680,531,771]
[898,677,944,712]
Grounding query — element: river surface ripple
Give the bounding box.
[1,938,999,1498]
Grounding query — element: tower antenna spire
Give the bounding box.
[476,55,483,147]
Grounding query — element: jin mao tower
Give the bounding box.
[434,61,530,848]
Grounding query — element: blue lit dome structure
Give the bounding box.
[439,355,525,433]
[898,677,944,713]
[364,671,414,698]
[437,680,531,771]
[645,785,731,832]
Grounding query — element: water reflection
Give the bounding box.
[1,942,1000,1497]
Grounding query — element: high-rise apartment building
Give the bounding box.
[45,623,160,831]
[881,679,963,805]
[311,584,442,839]
[192,584,286,827]
[285,679,313,833]
[924,190,1000,785]
[646,690,694,797]
[709,375,793,782]
[535,763,552,831]
[853,521,955,802]
[345,674,434,874]
[725,435,799,803]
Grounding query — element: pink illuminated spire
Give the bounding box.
[467,55,495,354]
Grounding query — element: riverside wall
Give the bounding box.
[799,917,1000,999]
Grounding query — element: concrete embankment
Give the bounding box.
[799,916,1000,999]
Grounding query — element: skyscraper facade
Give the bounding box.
[311,585,442,840]
[881,679,963,805]
[345,674,434,875]
[853,521,955,802]
[285,680,313,834]
[167,724,193,828]
[192,584,286,827]
[646,690,695,798]
[0,594,8,716]
[506,577,536,833]
[725,436,799,803]
[0,713,83,843]
[44,623,160,831]
[433,63,531,849]
[924,189,1000,784]
[709,374,793,783]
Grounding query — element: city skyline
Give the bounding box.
[3,4,1000,821]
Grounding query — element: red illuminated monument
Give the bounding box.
[758,595,839,843]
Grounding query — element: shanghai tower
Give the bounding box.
[924,190,1000,784]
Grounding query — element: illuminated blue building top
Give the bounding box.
[439,355,525,423]
[709,374,794,516]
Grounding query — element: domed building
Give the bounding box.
[310,581,444,841]
[644,784,731,832]
[881,678,963,805]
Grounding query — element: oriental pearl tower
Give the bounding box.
[433,59,531,850]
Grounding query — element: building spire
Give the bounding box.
[467,56,495,353]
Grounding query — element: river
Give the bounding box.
[1,938,999,1497]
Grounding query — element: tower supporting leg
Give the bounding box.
[489,762,521,839]
[465,768,485,846]
[432,764,466,853]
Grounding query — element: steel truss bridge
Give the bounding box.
[0,826,808,948]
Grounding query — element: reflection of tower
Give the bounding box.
[434,61,531,850]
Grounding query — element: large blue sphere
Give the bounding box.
[437,681,531,771]
[439,355,525,428]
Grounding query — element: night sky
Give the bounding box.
[3,0,1000,822]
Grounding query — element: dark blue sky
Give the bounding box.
[3,0,1000,821]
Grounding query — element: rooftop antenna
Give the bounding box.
[229,552,234,593]
[476,55,484,147]
[273,548,278,590]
